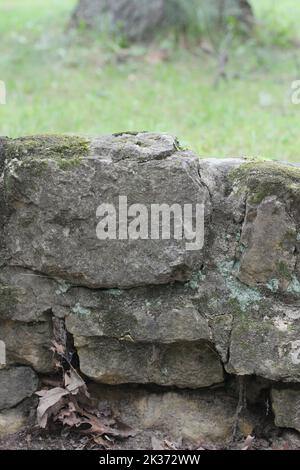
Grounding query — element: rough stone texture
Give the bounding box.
[75,337,223,387]
[0,408,27,436]
[238,197,296,290]
[226,300,300,382]
[0,319,54,374]
[0,267,60,322]
[230,161,300,296]
[272,386,300,432]
[0,367,38,410]
[65,283,212,344]
[1,133,300,437]
[2,133,208,289]
[89,384,256,445]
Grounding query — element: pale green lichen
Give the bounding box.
[72,303,92,316]
[102,289,123,297]
[185,270,206,290]
[287,276,300,295]
[266,278,279,293]
[55,281,71,295]
[218,260,262,312]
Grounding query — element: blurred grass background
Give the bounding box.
[1,0,300,161]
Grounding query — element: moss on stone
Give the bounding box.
[276,261,292,280]
[0,286,25,314]
[230,161,300,204]
[3,135,90,171]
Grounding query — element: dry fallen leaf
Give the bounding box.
[64,368,88,394]
[36,371,134,443]
[242,435,255,450]
[36,339,134,445]
[36,387,69,428]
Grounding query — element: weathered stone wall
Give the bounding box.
[0,132,300,445]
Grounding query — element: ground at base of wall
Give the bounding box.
[1,425,300,451]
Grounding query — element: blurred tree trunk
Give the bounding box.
[70,0,254,42]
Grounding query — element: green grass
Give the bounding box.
[1,0,300,161]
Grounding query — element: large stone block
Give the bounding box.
[64,283,222,388]
[65,284,211,344]
[2,133,209,289]
[89,384,256,446]
[238,197,296,290]
[226,301,300,382]
[230,161,300,295]
[75,336,224,388]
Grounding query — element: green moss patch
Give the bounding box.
[230,161,300,204]
[3,135,90,171]
[0,286,26,316]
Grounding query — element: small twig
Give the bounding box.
[232,376,247,441]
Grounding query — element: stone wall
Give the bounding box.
[0,133,300,445]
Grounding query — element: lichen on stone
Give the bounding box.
[0,286,26,314]
[55,281,71,296]
[218,260,262,312]
[185,270,206,290]
[102,289,123,297]
[266,278,280,293]
[72,303,92,317]
[3,135,90,171]
[287,276,300,295]
[230,161,300,204]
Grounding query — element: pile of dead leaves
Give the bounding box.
[35,340,134,448]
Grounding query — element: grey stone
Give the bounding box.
[0,367,38,410]
[2,133,209,289]
[0,407,27,437]
[75,336,224,388]
[89,384,256,445]
[227,301,300,382]
[65,283,212,344]
[0,318,54,373]
[272,386,300,432]
[238,196,296,290]
[1,135,300,404]
[0,267,62,321]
